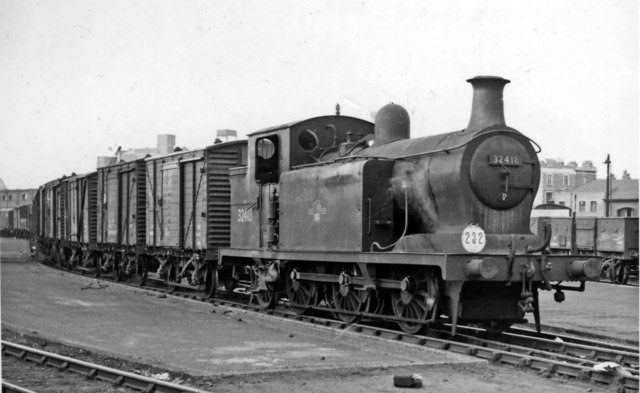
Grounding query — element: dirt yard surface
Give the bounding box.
[537,280,638,342]
[1,238,634,392]
[2,327,610,393]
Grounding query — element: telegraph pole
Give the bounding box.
[604,154,611,217]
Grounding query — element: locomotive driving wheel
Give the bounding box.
[254,282,277,308]
[286,267,319,315]
[327,270,370,324]
[251,261,279,309]
[390,269,440,335]
[203,263,218,298]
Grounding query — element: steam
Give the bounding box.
[391,161,438,233]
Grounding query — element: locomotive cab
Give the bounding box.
[230,114,375,251]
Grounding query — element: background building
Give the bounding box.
[97,134,177,167]
[533,158,637,218]
[570,174,638,217]
[534,159,597,207]
[0,179,37,230]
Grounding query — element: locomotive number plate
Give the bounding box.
[461,224,486,253]
[488,154,521,166]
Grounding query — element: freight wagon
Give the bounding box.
[540,216,638,284]
[138,140,246,295]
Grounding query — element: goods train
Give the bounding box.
[28,76,603,335]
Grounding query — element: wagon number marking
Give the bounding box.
[237,208,253,222]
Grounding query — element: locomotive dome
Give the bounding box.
[374,103,410,146]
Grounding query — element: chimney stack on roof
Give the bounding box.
[158,134,176,155]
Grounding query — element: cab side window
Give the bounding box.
[255,135,279,184]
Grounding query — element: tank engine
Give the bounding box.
[220,76,601,334]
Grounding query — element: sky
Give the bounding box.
[0,0,637,189]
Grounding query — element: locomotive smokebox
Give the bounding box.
[374,103,410,146]
[465,76,510,133]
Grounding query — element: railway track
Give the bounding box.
[2,381,37,393]
[425,324,639,368]
[41,258,640,391]
[1,340,212,393]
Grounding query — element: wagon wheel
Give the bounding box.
[62,248,72,270]
[93,254,102,278]
[69,248,81,271]
[53,245,61,266]
[286,268,319,315]
[112,254,123,282]
[390,270,439,335]
[68,248,79,271]
[137,257,148,287]
[78,252,86,275]
[203,263,219,298]
[165,259,177,292]
[609,259,629,285]
[601,259,613,280]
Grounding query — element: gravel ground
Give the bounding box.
[2,318,614,393]
[537,280,638,342]
[1,238,632,392]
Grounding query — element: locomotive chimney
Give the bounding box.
[373,103,410,146]
[465,76,510,133]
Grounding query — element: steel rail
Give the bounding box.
[499,328,639,369]
[507,325,639,351]
[1,381,38,393]
[427,323,639,370]
[450,331,638,376]
[1,341,212,393]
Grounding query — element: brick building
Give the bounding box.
[533,159,597,207]
[533,158,638,218]
[0,187,36,210]
[570,176,638,217]
[0,179,37,229]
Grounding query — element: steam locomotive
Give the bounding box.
[31,76,601,335]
